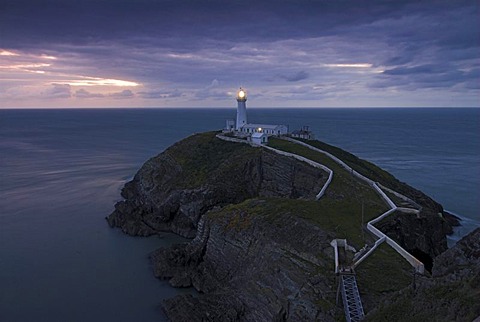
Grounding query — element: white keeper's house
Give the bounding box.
[225,88,288,144]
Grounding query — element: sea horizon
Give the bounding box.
[1,107,478,321]
[2,106,480,110]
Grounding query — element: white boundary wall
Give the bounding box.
[353,236,386,268]
[217,134,425,274]
[377,183,422,210]
[216,134,333,200]
[330,239,357,274]
[330,239,341,274]
[284,138,425,274]
[261,145,333,200]
[283,137,375,184]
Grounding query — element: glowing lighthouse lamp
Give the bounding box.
[236,88,247,130]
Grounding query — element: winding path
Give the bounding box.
[217,134,424,273]
[217,133,429,321]
[282,137,424,273]
[216,134,333,200]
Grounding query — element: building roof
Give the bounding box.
[251,132,267,138]
[291,129,311,135]
[242,123,286,130]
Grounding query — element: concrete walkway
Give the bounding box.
[217,134,424,273]
[216,134,333,200]
[283,137,424,273]
[341,274,365,322]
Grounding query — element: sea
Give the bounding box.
[0,108,479,321]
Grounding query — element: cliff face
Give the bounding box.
[107,132,327,237]
[152,201,337,321]
[294,137,456,266]
[107,131,468,321]
[375,210,452,271]
[366,228,480,322]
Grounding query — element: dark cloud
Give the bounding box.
[42,84,71,99]
[279,71,309,82]
[384,55,416,67]
[371,65,477,91]
[0,0,478,107]
[383,64,448,76]
[74,89,104,99]
[138,89,184,99]
[110,89,134,99]
[1,0,473,49]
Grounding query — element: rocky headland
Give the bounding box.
[107,131,478,321]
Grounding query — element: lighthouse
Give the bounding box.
[236,87,247,130]
[224,87,288,139]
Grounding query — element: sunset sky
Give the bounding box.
[1,0,478,108]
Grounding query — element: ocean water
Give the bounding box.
[0,108,479,321]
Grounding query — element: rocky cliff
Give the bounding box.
[366,228,480,322]
[107,132,327,237]
[152,200,337,321]
[107,131,469,321]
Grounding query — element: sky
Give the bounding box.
[0,0,479,108]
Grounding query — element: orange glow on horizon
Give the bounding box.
[63,77,140,87]
[0,50,19,56]
[324,63,372,68]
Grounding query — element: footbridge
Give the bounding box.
[332,239,365,321]
[217,134,427,320]
[340,273,365,322]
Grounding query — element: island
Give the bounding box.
[107,130,479,322]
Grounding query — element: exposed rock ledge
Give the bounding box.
[152,205,336,321]
[366,228,480,322]
[107,132,471,321]
[107,133,327,237]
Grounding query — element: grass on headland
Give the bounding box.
[166,131,260,188]
[293,137,434,208]
[210,197,379,246]
[293,137,398,185]
[171,134,394,249]
[268,137,388,248]
[355,243,413,313]
[198,134,416,314]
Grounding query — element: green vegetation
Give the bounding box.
[268,137,388,248]
[294,137,398,186]
[383,190,409,208]
[210,196,379,249]
[355,243,412,300]
[166,131,260,188]
[293,137,432,208]
[166,132,429,316]
[365,272,480,322]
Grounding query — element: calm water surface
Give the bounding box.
[0,108,478,321]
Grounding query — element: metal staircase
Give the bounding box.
[340,274,365,322]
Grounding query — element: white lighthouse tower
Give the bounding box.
[236,87,247,130]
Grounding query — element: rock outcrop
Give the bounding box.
[151,201,338,321]
[366,228,480,322]
[107,132,327,237]
[107,131,471,321]
[375,209,452,271]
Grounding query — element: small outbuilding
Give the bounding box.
[225,119,235,132]
[251,132,268,145]
[240,123,288,136]
[291,126,315,140]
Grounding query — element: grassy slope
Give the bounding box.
[355,243,413,313]
[266,137,413,312]
[293,138,438,209]
[165,131,260,188]
[365,272,480,322]
[268,137,388,248]
[294,137,400,187]
[165,132,415,314]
